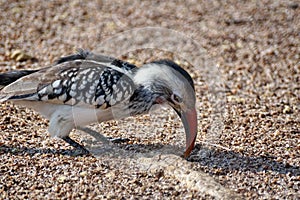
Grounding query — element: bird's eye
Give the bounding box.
[171,93,183,104]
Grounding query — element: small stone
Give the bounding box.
[283,105,292,114]
[126,58,141,66]
[227,95,245,104]
[10,49,23,59]
[288,3,298,9]
[16,53,32,62]
[10,49,34,62]
[58,175,67,183]
[106,22,116,31]
[236,41,243,48]
[79,171,88,177]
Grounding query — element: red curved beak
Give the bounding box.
[177,108,198,158]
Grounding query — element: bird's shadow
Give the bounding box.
[0,144,87,157]
[187,144,300,176]
[1,141,299,177]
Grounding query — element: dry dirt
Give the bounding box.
[0,0,299,199]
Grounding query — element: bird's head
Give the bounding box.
[134,60,197,158]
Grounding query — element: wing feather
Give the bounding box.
[1,59,136,109]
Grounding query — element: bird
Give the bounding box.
[0,50,197,158]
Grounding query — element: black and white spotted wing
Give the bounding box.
[4,60,136,109]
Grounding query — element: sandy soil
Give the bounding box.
[0,0,299,199]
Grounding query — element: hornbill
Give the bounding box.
[0,50,197,158]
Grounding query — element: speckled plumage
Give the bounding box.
[32,61,135,109]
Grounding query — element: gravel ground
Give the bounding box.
[0,0,299,199]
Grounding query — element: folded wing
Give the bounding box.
[0,59,137,110]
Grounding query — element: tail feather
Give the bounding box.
[0,70,38,88]
[0,94,10,103]
[0,69,38,102]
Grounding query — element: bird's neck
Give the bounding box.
[125,65,170,116]
[127,83,168,117]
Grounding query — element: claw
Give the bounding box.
[108,137,130,144]
[62,136,90,155]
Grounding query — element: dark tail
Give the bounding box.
[0,69,38,89]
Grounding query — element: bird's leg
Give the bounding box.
[77,127,129,144]
[62,136,90,155]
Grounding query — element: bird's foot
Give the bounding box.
[107,137,130,144]
[62,136,91,156]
